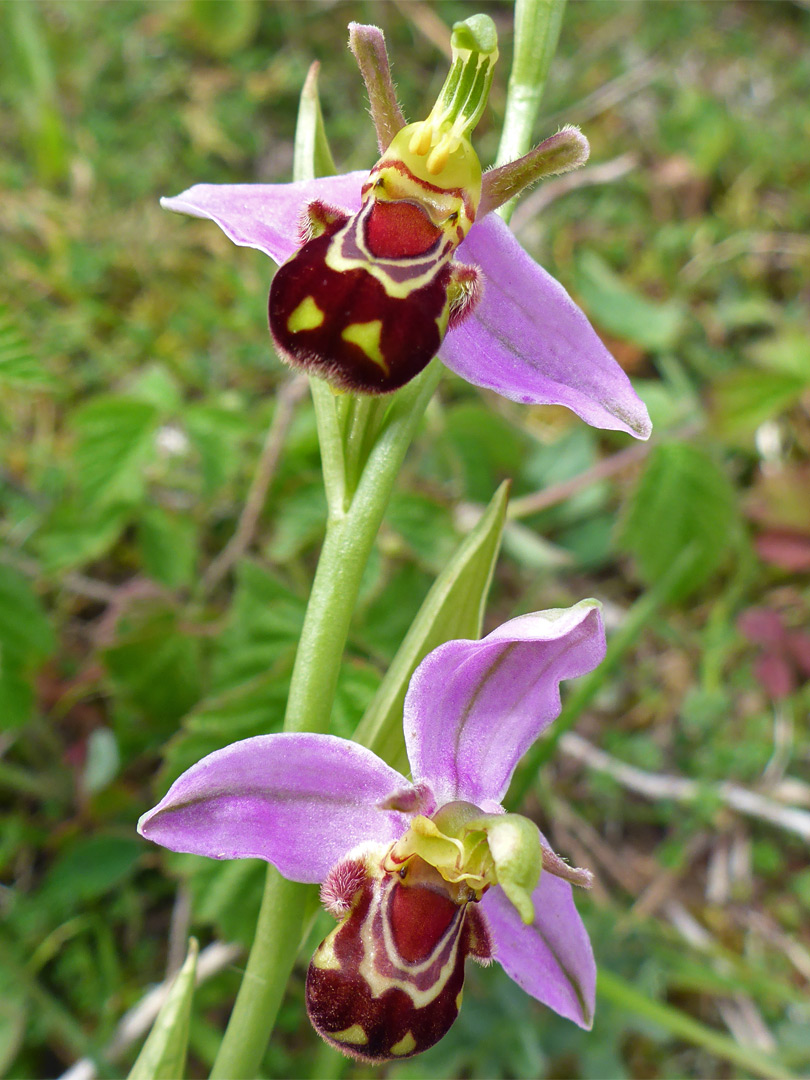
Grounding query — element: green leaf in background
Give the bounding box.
[358,562,433,659]
[331,661,381,740]
[127,364,184,412]
[210,561,304,690]
[711,325,810,442]
[81,728,120,796]
[354,481,509,772]
[129,937,198,1080]
[618,441,737,603]
[184,404,252,498]
[139,506,198,589]
[0,1,69,184]
[748,326,810,378]
[386,491,459,573]
[0,653,34,730]
[39,834,142,912]
[35,503,130,573]
[266,482,327,563]
[442,402,527,503]
[711,368,808,444]
[183,0,260,57]
[176,856,264,949]
[575,251,687,352]
[0,304,55,390]
[0,564,55,729]
[159,671,288,787]
[73,396,160,508]
[0,564,55,663]
[293,55,337,180]
[0,970,27,1077]
[103,602,203,727]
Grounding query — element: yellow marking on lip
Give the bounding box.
[332,1023,368,1046]
[312,932,341,971]
[341,320,389,374]
[390,1031,417,1056]
[456,989,463,1010]
[287,295,325,333]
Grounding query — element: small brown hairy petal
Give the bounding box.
[321,855,369,918]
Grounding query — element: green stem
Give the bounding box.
[597,969,796,1080]
[209,874,314,1080]
[284,362,440,736]
[496,0,567,223]
[309,378,346,515]
[209,363,440,1080]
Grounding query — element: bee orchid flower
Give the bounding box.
[161,18,651,440]
[139,600,604,1063]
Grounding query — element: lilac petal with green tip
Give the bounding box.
[482,870,596,1028]
[404,601,605,808]
[160,172,365,265]
[443,214,652,440]
[137,733,410,883]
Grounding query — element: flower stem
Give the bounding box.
[209,364,440,1080]
[496,0,567,223]
[284,362,440,736]
[209,873,313,1080]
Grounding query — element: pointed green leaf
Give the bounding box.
[0,305,55,389]
[139,506,198,589]
[129,938,198,1080]
[293,61,336,182]
[618,441,737,603]
[0,564,55,663]
[354,481,509,771]
[73,396,160,508]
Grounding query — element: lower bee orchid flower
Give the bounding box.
[139,600,604,1062]
[161,18,651,440]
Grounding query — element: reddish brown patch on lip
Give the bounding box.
[389,882,457,963]
[365,200,441,258]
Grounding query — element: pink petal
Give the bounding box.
[737,607,786,646]
[404,602,605,808]
[753,653,795,700]
[138,733,410,882]
[481,871,596,1028]
[443,214,652,440]
[160,172,365,265]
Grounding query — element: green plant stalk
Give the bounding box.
[210,872,313,1080]
[210,365,440,1078]
[597,969,795,1080]
[495,0,567,223]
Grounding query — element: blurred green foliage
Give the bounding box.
[1,1,809,1077]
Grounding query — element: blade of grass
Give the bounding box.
[597,968,796,1080]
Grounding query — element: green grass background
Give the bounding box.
[1,1,809,1077]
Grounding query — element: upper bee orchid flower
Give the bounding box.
[161,18,651,440]
[139,600,604,1062]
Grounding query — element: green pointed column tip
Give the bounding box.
[408,13,498,176]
